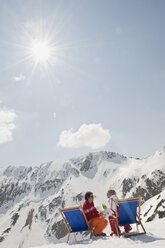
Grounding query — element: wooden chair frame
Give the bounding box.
[114,196,146,237]
[59,205,93,243]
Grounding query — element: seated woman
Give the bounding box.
[106,189,132,236]
[83,191,108,236]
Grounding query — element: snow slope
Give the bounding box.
[30,218,165,248]
[0,148,165,247]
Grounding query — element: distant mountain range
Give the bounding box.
[0,148,165,247]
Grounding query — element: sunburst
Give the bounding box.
[25,34,59,74]
[4,17,78,81]
[13,19,65,79]
[30,39,51,63]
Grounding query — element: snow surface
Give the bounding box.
[30,219,165,248]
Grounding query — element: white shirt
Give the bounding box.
[107,194,118,215]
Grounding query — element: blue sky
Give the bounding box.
[0,0,165,166]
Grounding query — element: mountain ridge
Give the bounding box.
[0,148,165,247]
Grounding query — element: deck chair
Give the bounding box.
[114,196,146,237]
[59,206,93,243]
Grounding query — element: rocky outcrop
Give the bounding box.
[121,170,165,202]
[142,190,165,223]
[23,209,35,230]
[49,220,68,240]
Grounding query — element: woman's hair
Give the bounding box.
[107,189,116,196]
[85,191,93,200]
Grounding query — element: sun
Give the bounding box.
[13,19,68,78]
[30,39,51,63]
[19,32,63,79]
[24,35,60,75]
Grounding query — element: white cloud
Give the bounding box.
[12,73,26,81]
[57,123,111,149]
[0,109,16,144]
[53,112,57,119]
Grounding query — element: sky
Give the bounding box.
[0,0,165,167]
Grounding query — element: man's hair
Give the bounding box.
[107,189,116,196]
[85,191,93,200]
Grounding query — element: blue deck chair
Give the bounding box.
[59,206,93,243]
[114,196,146,237]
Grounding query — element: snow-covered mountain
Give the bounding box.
[0,148,165,248]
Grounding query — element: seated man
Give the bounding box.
[83,191,108,236]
